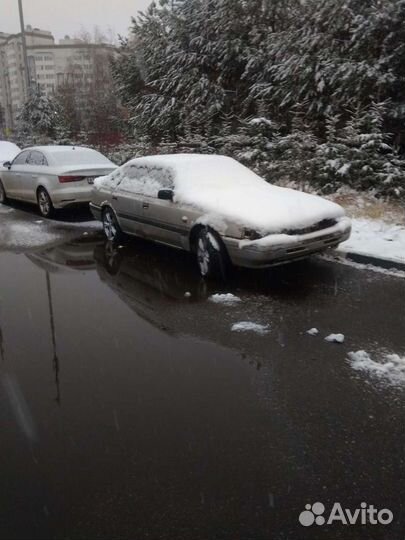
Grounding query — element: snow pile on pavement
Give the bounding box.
[0,222,62,250]
[306,328,319,336]
[348,350,405,388]
[231,322,270,335]
[325,333,345,343]
[96,155,345,235]
[0,211,100,251]
[338,218,405,266]
[209,293,242,305]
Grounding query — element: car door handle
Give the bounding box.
[143,202,149,209]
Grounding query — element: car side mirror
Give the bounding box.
[158,189,174,201]
[3,161,11,169]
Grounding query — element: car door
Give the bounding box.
[111,163,147,237]
[1,150,31,199]
[21,150,49,202]
[141,167,187,249]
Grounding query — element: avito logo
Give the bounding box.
[299,502,393,527]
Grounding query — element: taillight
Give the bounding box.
[58,175,86,183]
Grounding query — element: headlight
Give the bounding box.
[243,229,262,240]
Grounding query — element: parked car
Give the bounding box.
[90,154,351,278]
[0,145,116,217]
[0,141,20,166]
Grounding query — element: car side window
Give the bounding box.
[26,151,48,166]
[12,151,31,165]
[119,165,174,198]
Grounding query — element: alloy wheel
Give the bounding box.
[38,189,52,217]
[103,209,118,241]
[197,237,210,276]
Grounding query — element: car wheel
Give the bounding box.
[37,188,54,218]
[102,207,123,243]
[0,180,7,204]
[195,228,229,280]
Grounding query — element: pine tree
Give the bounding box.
[17,86,66,140]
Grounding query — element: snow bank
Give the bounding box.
[348,350,405,388]
[96,155,345,235]
[325,333,345,343]
[338,218,405,266]
[209,293,241,305]
[231,321,270,335]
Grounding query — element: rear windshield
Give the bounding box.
[52,149,112,166]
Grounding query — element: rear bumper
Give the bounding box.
[52,186,93,208]
[90,202,102,221]
[224,217,352,268]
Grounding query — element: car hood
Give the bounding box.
[179,183,345,235]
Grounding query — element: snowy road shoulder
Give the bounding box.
[0,205,101,252]
[337,217,405,269]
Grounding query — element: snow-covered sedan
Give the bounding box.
[0,145,116,217]
[90,154,351,278]
[0,141,21,166]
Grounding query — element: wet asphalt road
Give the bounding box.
[0,206,404,540]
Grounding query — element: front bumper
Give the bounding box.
[224,217,352,268]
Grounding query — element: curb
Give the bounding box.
[335,250,405,272]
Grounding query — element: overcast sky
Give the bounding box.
[2,0,152,42]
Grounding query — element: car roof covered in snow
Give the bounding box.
[123,154,264,187]
[0,141,21,163]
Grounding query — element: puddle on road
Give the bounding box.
[0,238,404,540]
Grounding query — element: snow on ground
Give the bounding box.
[348,350,405,388]
[0,221,64,250]
[231,322,270,335]
[0,206,101,251]
[338,218,405,266]
[307,328,319,336]
[325,333,345,343]
[209,293,242,305]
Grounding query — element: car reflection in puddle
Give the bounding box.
[0,235,403,540]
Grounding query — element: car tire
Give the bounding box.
[102,207,124,243]
[37,187,54,218]
[195,227,229,280]
[0,179,8,204]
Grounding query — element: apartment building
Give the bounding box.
[0,26,115,131]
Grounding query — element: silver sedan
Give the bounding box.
[90,154,351,279]
[0,145,116,217]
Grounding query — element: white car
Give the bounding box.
[0,141,21,166]
[0,145,116,217]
